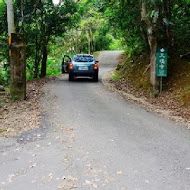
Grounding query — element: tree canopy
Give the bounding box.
[0,0,189,92]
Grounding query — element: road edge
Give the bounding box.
[102,69,190,129]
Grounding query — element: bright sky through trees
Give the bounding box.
[52,0,60,5]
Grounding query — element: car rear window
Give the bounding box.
[73,55,94,62]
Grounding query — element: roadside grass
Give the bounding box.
[112,73,121,81]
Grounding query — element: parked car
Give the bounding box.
[62,54,99,81]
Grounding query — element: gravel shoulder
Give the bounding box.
[0,77,56,137]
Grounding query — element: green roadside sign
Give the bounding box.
[156,48,168,77]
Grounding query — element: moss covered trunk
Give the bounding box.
[141,1,159,97]
[10,33,26,100]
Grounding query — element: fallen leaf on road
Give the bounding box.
[58,182,77,189]
[116,171,123,175]
[67,176,78,181]
[85,180,92,185]
[48,173,53,181]
[6,128,11,132]
[93,183,98,189]
[145,179,150,184]
[85,164,93,170]
[105,178,111,183]
[70,134,75,140]
[35,144,40,148]
[63,158,69,162]
[30,163,36,168]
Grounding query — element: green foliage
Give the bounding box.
[0,63,10,86]
[102,0,149,55]
[171,2,190,55]
[0,0,190,88]
[0,0,80,86]
[63,0,120,54]
[14,0,79,78]
[112,73,120,81]
[99,0,190,57]
[115,54,151,93]
[93,51,100,58]
[109,38,122,50]
[0,5,9,86]
[46,59,60,76]
[0,0,5,17]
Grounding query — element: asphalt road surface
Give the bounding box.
[1,51,190,190]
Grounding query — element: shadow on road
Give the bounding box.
[57,76,101,83]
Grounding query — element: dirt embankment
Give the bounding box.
[0,77,56,137]
[103,53,190,127]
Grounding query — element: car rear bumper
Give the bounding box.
[70,70,98,77]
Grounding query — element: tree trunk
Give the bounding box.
[40,39,48,78]
[141,1,159,97]
[149,36,159,96]
[10,34,26,100]
[34,36,39,78]
[88,29,92,54]
[164,0,173,47]
[90,29,94,54]
[88,38,91,54]
[76,30,79,53]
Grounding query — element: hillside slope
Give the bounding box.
[111,54,190,122]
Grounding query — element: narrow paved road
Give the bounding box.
[1,51,190,190]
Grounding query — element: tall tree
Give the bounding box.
[141,1,159,97]
[100,0,189,96]
[14,0,78,78]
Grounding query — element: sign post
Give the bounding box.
[156,48,168,94]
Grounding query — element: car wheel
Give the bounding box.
[93,73,98,82]
[69,73,74,81]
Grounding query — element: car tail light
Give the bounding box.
[94,62,98,70]
[69,62,73,70]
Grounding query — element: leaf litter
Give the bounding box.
[57,175,78,189]
[0,77,56,137]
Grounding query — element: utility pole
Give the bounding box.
[6,0,16,36]
[6,0,26,100]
